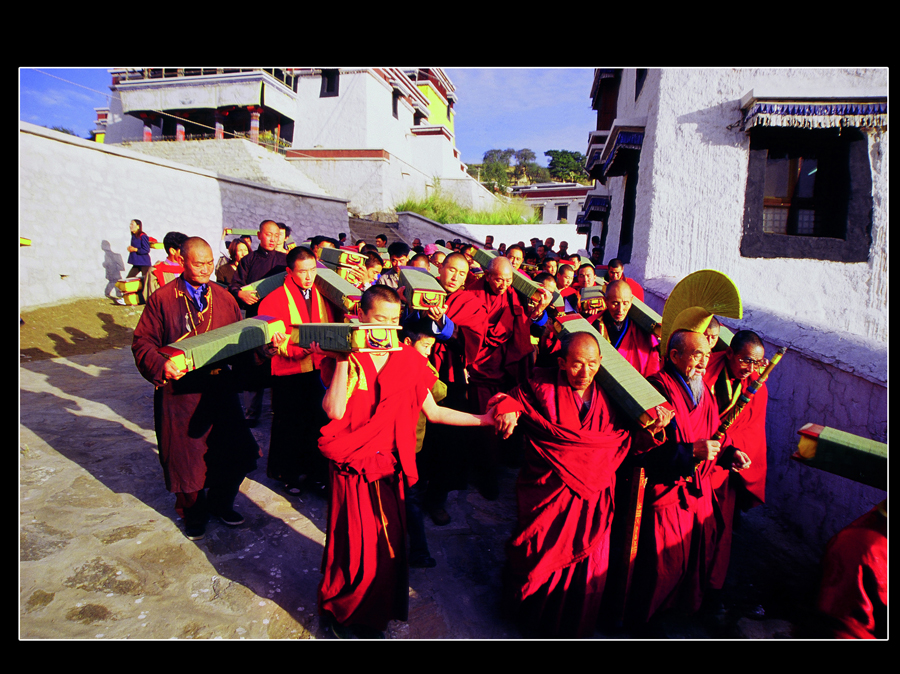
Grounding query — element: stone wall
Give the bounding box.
[19,123,348,309]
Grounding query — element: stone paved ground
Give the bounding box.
[20,346,826,640]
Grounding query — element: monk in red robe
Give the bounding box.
[456,255,551,499]
[816,502,887,639]
[602,280,661,378]
[604,258,644,302]
[627,329,749,625]
[495,332,637,637]
[313,285,498,639]
[260,246,341,494]
[702,330,769,591]
[132,237,259,541]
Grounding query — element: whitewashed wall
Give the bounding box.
[601,68,888,549]
[19,123,348,309]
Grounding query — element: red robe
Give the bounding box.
[317,346,437,630]
[457,277,534,412]
[703,351,768,508]
[257,275,339,377]
[431,286,486,386]
[817,505,887,639]
[628,362,720,624]
[131,278,259,494]
[605,314,661,379]
[504,368,631,637]
[702,352,768,590]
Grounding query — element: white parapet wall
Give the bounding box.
[19,122,349,310]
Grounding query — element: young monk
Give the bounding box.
[312,285,500,639]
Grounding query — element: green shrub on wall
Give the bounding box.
[395,184,540,225]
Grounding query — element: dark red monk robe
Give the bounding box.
[317,346,437,631]
[258,276,340,484]
[458,277,534,413]
[603,314,661,379]
[132,278,259,499]
[504,369,632,637]
[817,505,887,639]
[431,287,486,387]
[628,361,720,624]
[703,351,768,589]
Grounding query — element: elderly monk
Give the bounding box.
[602,279,661,378]
[458,255,552,499]
[132,237,259,541]
[702,330,768,592]
[313,285,498,639]
[259,246,342,495]
[495,332,635,637]
[627,329,750,625]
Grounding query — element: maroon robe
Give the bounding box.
[504,368,631,637]
[628,361,720,624]
[604,315,661,379]
[817,505,887,639]
[431,286,486,386]
[703,351,768,590]
[132,278,259,495]
[458,277,534,412]
[317,346,437,630]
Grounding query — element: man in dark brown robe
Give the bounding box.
[132,237,259,541]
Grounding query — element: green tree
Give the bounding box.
[525,162,552,184]
[483,148,516,166]
[50,125,78,136]
[482,160,510,192]
[544,149,589,183]
[513,148,536,182]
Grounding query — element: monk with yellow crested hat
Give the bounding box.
[626,270,751,625]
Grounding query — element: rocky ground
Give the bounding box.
[20,298,834,640]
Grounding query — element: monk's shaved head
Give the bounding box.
[486,254,514,295]
[559,330,601,359]
[180,236,212,260]
[488,255,513,275]
[605,279,632,300]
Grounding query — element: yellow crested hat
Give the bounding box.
[660,270,743,358]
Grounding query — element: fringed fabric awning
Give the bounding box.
[584,195,611,219]
[740,94,887,131]
[602,130,644,178]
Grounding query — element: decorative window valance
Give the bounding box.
[602,130,644,177]
[740,92,886,131]
[585,195,611,219]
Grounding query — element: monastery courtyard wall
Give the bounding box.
[19,123,349,310]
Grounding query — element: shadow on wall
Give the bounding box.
[102,240,126,298]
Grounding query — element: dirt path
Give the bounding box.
[20,298,145,363]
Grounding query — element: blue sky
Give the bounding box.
[19,67,598,165]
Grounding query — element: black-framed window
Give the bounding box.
[320,69,339,98]
[392,90,401,119]
[557,205,568,222]
[741,126,872,261]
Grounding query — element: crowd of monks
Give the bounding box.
[129,221,881,640]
